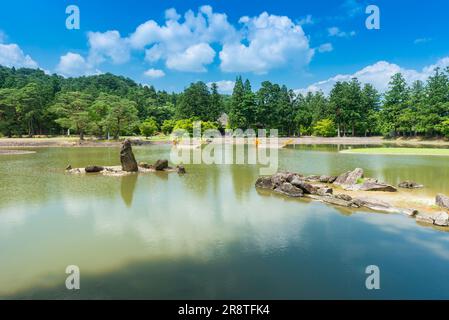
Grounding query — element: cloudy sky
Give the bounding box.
[0,0,448,94]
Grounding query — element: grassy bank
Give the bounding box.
[341,147,449,156]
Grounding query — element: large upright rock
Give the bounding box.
[334,168,364,186]
[436,194,449,210]
[120,139,138,172]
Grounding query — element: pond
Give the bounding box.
[1,144,449,299]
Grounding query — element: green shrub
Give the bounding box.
[139,118,158,138]
[313,119,337,137]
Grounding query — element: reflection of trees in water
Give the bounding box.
[120,174,138,207]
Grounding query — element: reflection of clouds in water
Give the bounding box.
[0,189,314,296]
[0,205,28,235]
[357,212,449,261]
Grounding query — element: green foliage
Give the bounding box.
[436,118,449,138]
[161,119,177,135]
[50,91,94,140]
[140,118,158,138]
[0,65,449,140]
[313,119,337,137]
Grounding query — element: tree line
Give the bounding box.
[0,65,449,139]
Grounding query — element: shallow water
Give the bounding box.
[1,144,449,299]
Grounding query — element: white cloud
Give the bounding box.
[207,80,235,94]
[57,6,316,75]
[165,8,181,21]
[0,43,38,69]
[328,27,356,38]
[87,30,130,65]
[219,12,314,74]
[342,0,364,17]
[296,57,449,95]
[298,14,314,26]
[414,38,431,45]
[318,43,333,53]
[165,43,215,72]
[143,68,165,78]
[56,52,99,77]
[130,6,237,72]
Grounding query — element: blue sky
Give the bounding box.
[0,0,448,94]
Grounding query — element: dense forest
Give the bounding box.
[0,65,449,139]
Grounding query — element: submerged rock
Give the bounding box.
[274,182,304,197]
[154,159,169,171]
[322,196,352,207]
[120,139,138,172]
[352,197,399,213]
[436,194,449,210]
[398,181,424,189]
[334,168,364,186]
[85,166,104,173]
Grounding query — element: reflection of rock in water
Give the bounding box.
[121,174,138,207]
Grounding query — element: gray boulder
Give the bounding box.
[436,194,449,210]
[154,159,169,171]
[255,176,274,189]
[434,212,449,226]
[317,187,333,196]
[334,168,364,186]
[177,165,186,174]
[271,172,291,187]
[322,196,352,207]
[290,179,318,194]
[358,182,397,192]
[85,166,104,173]
[305,175,321,182]
[319,175,337,183]
[335,194,353,201]
[120,139,138,172]
[274,182,304,197]
[416,211,449,226]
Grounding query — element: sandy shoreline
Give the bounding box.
[0,136,448,148]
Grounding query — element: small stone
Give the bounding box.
[398,181,424,189]
[177,165,186,174]
[436,194,449,210]
[85,166,104,173]
[139,162,153,169]
[154,159,169,171]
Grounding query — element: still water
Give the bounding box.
[1,144,449,299]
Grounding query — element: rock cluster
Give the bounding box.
[255,168,449,229]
